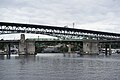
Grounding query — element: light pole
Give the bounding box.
[73,23,75,28]
[38,36,39,40]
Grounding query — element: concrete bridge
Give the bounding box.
[0,34,120,56]
[0,34,35,55]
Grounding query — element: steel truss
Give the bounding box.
[0,22,120,40]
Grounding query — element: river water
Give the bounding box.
[0,53,120,80]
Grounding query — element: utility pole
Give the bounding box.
[73,23,75,28]
[38,36,39,40]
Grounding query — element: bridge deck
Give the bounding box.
[0,39,119,43]
[0,40,19,43]
[0,22,120,37]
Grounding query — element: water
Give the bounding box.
[0,54,120,80]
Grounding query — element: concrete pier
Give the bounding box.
[26,40,35,55]
[105,44,108,55]
[19,34,35,55]
[19,34,26,55]
[4,43,11,55]
[68,44,72,53]
[109,44,112,55]
[8,43,11,56]
[105,44,111,55]
[83,41,99,55]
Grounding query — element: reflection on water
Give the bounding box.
[0,54,120,80]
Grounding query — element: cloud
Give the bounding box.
[0,0,120,33]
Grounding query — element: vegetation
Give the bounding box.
[35,42,83,53]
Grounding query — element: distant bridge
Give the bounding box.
[0,22,120,40]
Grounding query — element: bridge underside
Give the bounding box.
[0,22,120,40]
[1,38,120,55]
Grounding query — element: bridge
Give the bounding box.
[0,38,120,55]
[0,22,120,56]
[0,22,120,40]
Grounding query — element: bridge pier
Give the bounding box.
[8,43,11,56]
[19,34,35,55]
[98,43,102,54]
[19,34,26,55]
[4,43,11,55]
[109,44,112,55]
[105,44,108,55]
[26,40,35,55]
[105,43,112,55]
[83,41,99,55]
[68,44,72,53]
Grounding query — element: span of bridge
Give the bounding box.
[1,39,120,43]
[0,38,119,55]
[0,22,120,40]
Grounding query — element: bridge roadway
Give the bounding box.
[0,22,120,39]
[0,39,120,43]
[0,40,19,43]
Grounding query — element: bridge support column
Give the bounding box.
[109,44,111,55]
[19,34,36,55]
[105,44,108,55]
[98,43,102,54]
[19,34,26,55]
[5,43,11,55]
[62,44,66,56]
[8,43,11,56]
[68,44,72,53]
[83,41,99,55]
[26,41,35,55]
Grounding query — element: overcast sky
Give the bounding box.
[0,0,120,34]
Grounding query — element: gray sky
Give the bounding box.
[0,0,120,33]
